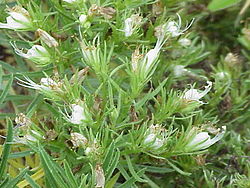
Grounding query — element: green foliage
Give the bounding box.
[0,0,249,187]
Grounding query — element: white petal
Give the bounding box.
[27,45,47,57]
[70,104,86,124]
[6,16,26,29]
[9,12,30,23]
[124,18,133,37]
[198,81,212,99]
[173,65,187,77]
[183,89,201,101]
[63,0,77,3]
[188,132,210,147]
[151,138,164,149]
[144,133,156,144]
[79,14,87,24]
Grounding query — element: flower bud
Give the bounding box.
[15,130,43,144]
[0,6,33,30]
[36,29,59,47]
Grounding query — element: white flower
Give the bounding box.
[36,29,58,47]
[123,14,142,37]
[17,76,60,91]
[40,78,57,88]
[165,14,194,37]
[63,0,78,3]
[187,126,226,151]
[178,38,191,47]
[144,133,164,149]
[124,18,133,37]
[0,6,33,30]
[173,65,187,77]
[79,14,88,24]
[143,124,166,150]
[13,44,51,66]
[143,36,165,72]
[70,104,87,124]
[183,81,212,104]
[70,132,88,148]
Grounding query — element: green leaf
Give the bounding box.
[0,60,17,73]
[38,144,69,188]
[166,160,191,176]
[63,160,78,188]
[125,155,147,183]
[8,150,34,159]
[24,174,41,188]
[0,65,3,88]
[0,119,13,178]
[136,78,168,109]
[26,94,44,117]
[135,165,174,173]
[103,142,116,171]
[106,172,120,188]
[105,148,121,181]
[117,168,145,188]
[208,0,241,11]
[0,74,13,105]
[2,168,28,188]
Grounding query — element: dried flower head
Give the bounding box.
[99,7,116,19]
[36,29,59,47]
[131,47,144,72]
[224,52,239,67]
[152,1,164,16]
[95,164,105,188]
[15,113,31,127]
[70,132,88,148]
